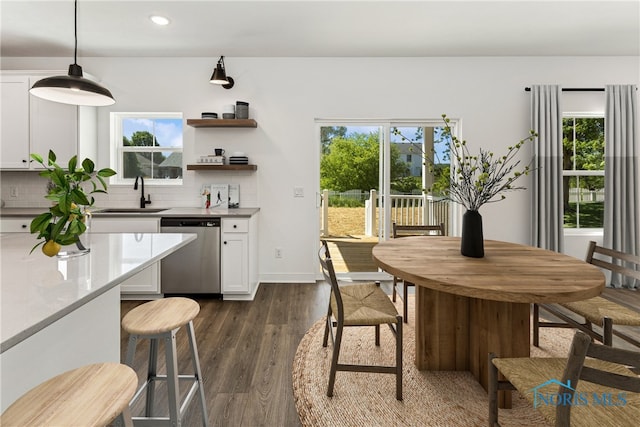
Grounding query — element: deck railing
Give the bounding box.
[365,190,449,236]
[319,189,449,237]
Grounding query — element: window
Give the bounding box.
[562,115,605,229]
[110,112,183,185]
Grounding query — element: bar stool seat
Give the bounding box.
[122,297,208,427]
[0,362,136,426]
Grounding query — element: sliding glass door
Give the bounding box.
[317,118,457,280]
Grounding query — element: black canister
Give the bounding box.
[236,101,249,119]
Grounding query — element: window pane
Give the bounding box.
[122,118,183,148]
[562,117,605,171]
[117,115,183,182]
[564,176,604,228]
[562,116,604,228]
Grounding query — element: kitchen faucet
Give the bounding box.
[133,176,151,208]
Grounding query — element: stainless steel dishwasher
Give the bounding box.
[160,217,221,296]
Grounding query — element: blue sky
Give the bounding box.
[123,118,183,148]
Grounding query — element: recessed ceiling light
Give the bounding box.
[150,15,170,26]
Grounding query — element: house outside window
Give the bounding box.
[562,115,605,229]
[110,112,183,185]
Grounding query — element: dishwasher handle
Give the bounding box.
[161,217,221,227]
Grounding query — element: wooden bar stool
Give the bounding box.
[122,297,208,427]
[0,362,137,426]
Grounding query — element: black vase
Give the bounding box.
[461,210,484,258]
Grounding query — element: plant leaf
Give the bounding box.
[30,153,44,164]
[68,156,77,174]
[30,212,52,234]
[82,158,95,174]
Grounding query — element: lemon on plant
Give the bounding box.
[42,240,61,257]
[68,203,79,222]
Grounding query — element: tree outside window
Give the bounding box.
[562,116,605,228]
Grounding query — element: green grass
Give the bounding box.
[564,202,604,228]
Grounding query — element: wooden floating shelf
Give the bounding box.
[186,119,257,128]
[186,164,257,171]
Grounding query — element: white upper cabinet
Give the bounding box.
[0,72,97,170]
[1,76,31,169]
[29,76,78,166]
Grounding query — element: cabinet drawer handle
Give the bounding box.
[233,224,237,228]
[21,224,27,228]
[223,241,227,245]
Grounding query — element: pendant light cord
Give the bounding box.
[73,0,78,65]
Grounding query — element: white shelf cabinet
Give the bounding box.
[90,217,161,297]
[221,216,259,300]
[0,72,97,170]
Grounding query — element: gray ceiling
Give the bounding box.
[1,0,639,58]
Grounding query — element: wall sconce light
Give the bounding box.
[209,56,234,89]
[29,0,115,106]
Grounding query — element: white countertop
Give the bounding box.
[0,232,197,353]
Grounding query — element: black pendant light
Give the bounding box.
[209,56,234,89]
[29,0,115,106]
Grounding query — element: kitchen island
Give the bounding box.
[0,232,196,411]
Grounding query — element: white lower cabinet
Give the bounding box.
[0,218,32,233]
[91,217,161,297]
[221,216,259,300]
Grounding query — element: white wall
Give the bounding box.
[2,56,639,281]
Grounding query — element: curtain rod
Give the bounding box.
[524,87,604,92]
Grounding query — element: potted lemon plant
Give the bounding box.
[30,150,116,257]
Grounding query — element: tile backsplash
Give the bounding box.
[0,171,258,209]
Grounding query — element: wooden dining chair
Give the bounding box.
[319,240,403,400]
[391,222,445,323]
[489,330,640,426]
[533,241,640,349]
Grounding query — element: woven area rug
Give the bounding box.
[292,297,575,427]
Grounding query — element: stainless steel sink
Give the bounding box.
[95,208,168,214]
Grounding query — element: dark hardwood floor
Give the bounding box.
[120,283,640,426]
[120,283,329,427]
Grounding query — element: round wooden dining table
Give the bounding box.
[372,236,605,408]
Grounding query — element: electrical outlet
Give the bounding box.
[9,187,17,198]
[275,247,283,258]
[293,187,304,198]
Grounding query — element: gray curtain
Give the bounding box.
[604,85,639,288]
[531,85,564,252]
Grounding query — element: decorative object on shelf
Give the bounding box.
[29,0,115,106]
[229,152,249,165]
[201,112,218,119]
[235,101,249,119]
[209,56,234,89]
[393,114,537,258]
[198,155,224,164]
[29,150,116,257]
[222,104,235,119]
